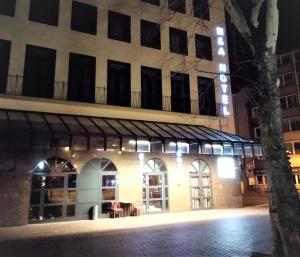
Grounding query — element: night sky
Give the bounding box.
[277,0,300,53]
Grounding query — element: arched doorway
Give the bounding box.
[29,157,77,221]
[142,158,168,213]
[77,158,118,218]
[190,160,212,209]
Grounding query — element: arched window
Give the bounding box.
[190,160,212,209]
[77,158,118,217]
[142,158,168,213]
[29,157,77,221]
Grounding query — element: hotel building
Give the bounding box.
[0,0,257,226]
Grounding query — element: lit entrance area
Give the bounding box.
[142,159,168,213]
[77,158,118,218]
[190,160,212,209]
[29,157,77,221]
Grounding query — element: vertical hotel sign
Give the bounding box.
[216,26,230,116]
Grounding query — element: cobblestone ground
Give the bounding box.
[0,208,272,257]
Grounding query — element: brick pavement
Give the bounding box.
[0,207,272,257]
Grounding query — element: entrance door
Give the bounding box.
[142,159,168,213]
[190,160,212,209]
[29,157,77,221]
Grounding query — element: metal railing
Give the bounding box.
[3,75,225,117]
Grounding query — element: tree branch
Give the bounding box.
[265,0,279,53]
[250,0,265,28]
[223,0,255,55]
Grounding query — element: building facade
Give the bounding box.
[0,0,257,226]
[234,48,300,194]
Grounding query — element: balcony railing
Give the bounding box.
[3,75,225,117]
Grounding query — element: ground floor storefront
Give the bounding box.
[0,109,258,226]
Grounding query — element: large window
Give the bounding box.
[107,60,131,107]
[198,76,216,116]
[195,34,212,60]
[68,53,96,103]
[171,72,190,113]
[71,1,97,35]
[0,0,16,16]
[141,20,161,50]
[23,45,56,99]
[108,11,131,43]
[141,66,162,110]
[280,73,295,87]
[141,0,160,5]
[168,0,186,13]
[29,157,77,221]
[0,39,11,93]
[29,0,59,26]
[193,0,210,20]
[169,27,188,55]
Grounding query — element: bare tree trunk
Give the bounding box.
[258,48,300,257]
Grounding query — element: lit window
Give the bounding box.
[217,157,235,178]
[212,144,223,155]
[202,143,212,154]
[177,142,189,153]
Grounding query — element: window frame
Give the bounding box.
[108,10,131,43]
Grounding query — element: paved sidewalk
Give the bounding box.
[0,207,272,257]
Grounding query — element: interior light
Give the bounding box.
[129,140,136,145]
[64,147,70,151]
[38,161,44,170]
[217,157,235,178]
[169,142,176,146]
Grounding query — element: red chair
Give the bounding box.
[109,201,123,218]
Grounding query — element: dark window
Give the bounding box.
[108,11,131,43]
[23,45,56,99]
[29,0,59,26]
[141,0,160,5]
[193,0,210,20]
[107,60,131,107]
[171,72,190,113]
[71,1,97,35]
[0,39,11,93]
[0,0,16,16]
[198,76,216,116]
[169,27,188,55]
[195,34,212,60]
[294,142,300,154]
[68,53,96,103]
[141,66,162,110]
[141,20,161,49]
[168,0,186,13]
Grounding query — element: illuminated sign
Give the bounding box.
[216,26,230,116]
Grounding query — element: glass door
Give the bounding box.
[143,173,168,213]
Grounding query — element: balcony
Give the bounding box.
[3,74,225,117]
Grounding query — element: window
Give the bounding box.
[285,143,293,155]
[281,54,291,66]
[141,20,161,49]
[108,11,131,43]
[67,53,96,103]
[0,0,16,16]
[251,107,259,119]
[195,34,212,60]
[107,60,131,107]
[291,118,300,131]
[0,39,11,93]
[168,0,186,13]
[141,0,160,5]
[193,0,209,20]
[141,66,162,110]
[198,76,216,116]
[282,119,291,132]
[171,72,190,113]
[280,95,298,109]
[29,0,59,26]
[23,45,56,99]
[294,142,300,154]
[280,73,294,87]
[169,27,188,55]
[71,1,97,35]
[254,127,261,138]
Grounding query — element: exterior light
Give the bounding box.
[217,157,235,178]
[38,161,44,170]
[64,147,70,151]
